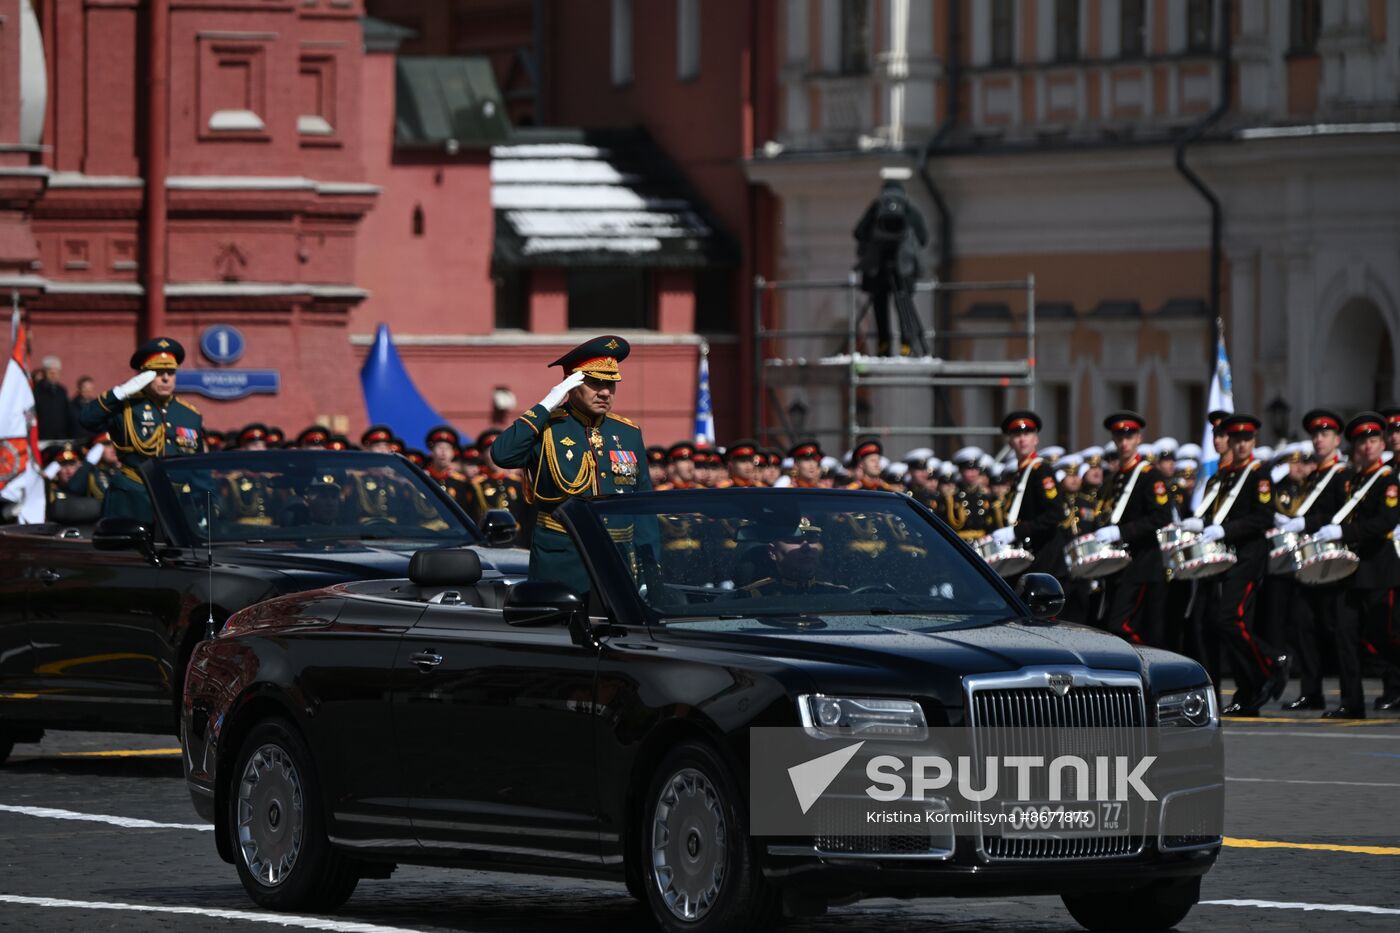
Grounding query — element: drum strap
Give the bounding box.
[1192,480,1219,519]
[1005,457,1040,526]
[1109,462,1149,525]
[1332,465,1390,524]
[1209,463,1258,525]
[1295,463,1344,517]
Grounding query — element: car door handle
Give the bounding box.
[409,651,443,671]
[37,569,61,585]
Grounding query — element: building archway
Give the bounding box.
[1318,298,1396,411]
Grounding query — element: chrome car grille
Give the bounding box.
[966,670,1147,862]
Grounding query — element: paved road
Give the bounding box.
[2,679,1399,932]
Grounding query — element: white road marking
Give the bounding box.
[1227,776,1400,789]
[1226,730,1400,740]
[1205,898,1400,916]
[0,803,212,831]
[0,895,427,931]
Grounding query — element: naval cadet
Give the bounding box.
[491,335,653,596]
[990,410,1068,577]
[78,336,205,522]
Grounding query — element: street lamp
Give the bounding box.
[1266,395,1292,442]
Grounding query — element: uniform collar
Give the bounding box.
[1018,452,1039,470]
[1118,453,1142,473]
[1359,459,1385,475]
[1318,453,1340,469]
[567,403,604,428]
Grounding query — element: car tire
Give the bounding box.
[637,741,780,933]
[1061,877,1200,932]
[227,718,359,912]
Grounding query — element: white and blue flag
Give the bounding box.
[694,340,715,446]
[1192,332,1233,511]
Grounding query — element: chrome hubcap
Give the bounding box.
[236,743,305,887]
[651,767,727,921]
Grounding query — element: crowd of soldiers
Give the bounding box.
[36,334,1400,719]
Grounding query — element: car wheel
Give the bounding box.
[1062,877,1200,932]
[228,718,359,911]
[638,741,780,933]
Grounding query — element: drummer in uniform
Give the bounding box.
[1273,411,1349,710]
[1089,412,1173,647]
[1308,413,1400,718]
[987,410,1068,576]
[1183,414,1286,715]
[938,447,997,541]
[78,337,205,522]
[490,335,653,596]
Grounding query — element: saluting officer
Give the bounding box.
[491,335,652,595]
[1311,413,1400,718]
[1184,414,1285,715]
[988,411,1068,577]
[1275,410,1349,710]
[424,425,473,505]
[1091,412,1173,646]
[79,336,204,521]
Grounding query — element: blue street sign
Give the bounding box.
[200,324,245,365]
[177,369,279,400]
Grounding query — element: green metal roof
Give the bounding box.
[395,57,511,149]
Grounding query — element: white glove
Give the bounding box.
[42,460,61,480]
[85,443,104,465]
[1201,524,1225,542]
[111,369,156,401]
[1273,512,1291,528]
[1095,525,1121,544]
[1280,516,1305,534]
[538,371,586,411]
[1314,524,1343,543]
[1179,517,1204,533]
[1393,523,1400,542]
[991,526,1017,546]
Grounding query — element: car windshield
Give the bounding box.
[157,452,477,544]
[583,490,1018,627]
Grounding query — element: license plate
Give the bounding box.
[998,801,1129,836]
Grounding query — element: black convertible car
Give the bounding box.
[182,489,1221,933]
[0,450,524,760]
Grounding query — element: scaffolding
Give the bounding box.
[752,274,1037,454]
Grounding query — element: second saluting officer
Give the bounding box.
[491,335,652,595]
[78,336,204,522]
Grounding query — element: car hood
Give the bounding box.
[648,615,1193,707]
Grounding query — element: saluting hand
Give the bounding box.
[112,370,157,401]
[538,371,586,411]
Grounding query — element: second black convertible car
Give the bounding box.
[183,489,1221,933]
[0,451,524,760]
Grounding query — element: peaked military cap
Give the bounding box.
[723,439,759,463]
[852,437,883,460]
[361,424,394,447]
[237,423,270,445]
[130,336,185,371]
[1001,410,1042,434]
[265,426,285,446]
[296,426,330,447]
[550,335,630,382]
[667,441,696,462]
[476,428,502,449]
[1302,409,1343,435]
[1346,412,1386,441]
[45,441,81,465]
[404,449,427,467]
[646,445,667,464]
[460,445,484,465]
[1220,413,1261,437]
[205,429,226,450]
[426,425,461,448]
[788,440,822,461]
[1103,411,1146,434]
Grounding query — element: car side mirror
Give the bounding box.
[481,508,519,547]
[1016,572,1065,618]
[93,517,157,561]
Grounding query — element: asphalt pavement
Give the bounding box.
[2,679,1399,932]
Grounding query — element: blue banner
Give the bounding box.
[177,369,280,401]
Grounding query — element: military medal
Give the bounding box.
[589,428,604,452]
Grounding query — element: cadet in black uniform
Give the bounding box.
[1092,412,1173,647]
[1185,414,1285,715]
[424,425,473,505]
[939,448,997,541]
[1276,409,1349,710]
[989,410,1068,577]
[1313,413,1400,718]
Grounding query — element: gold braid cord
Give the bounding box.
[539,426,597,500]
[122,405,166,458]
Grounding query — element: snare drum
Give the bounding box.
[1065,533,1131,580]
[1167,534,1236,581]
[1292,534,1359,586]
[1156,525,1188,575]
[971,536,1034,577]
[1265,527,1303,576]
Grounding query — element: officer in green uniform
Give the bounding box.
[78,336,204,522]
[491,335,652,595]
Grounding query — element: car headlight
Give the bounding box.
[797,694,928,740]
[1157,686,1217,727]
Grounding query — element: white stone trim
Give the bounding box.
[297,115,334,136]
[47,172,142,188]
[207,109,266,132]
[166,176,380,195]
[348,331,735,348]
